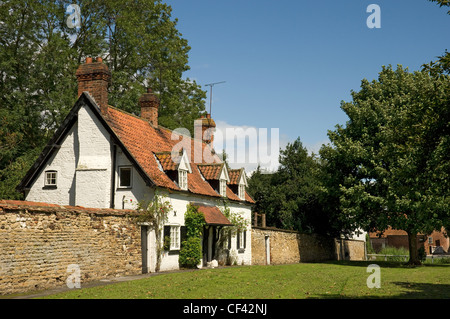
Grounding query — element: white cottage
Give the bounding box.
[18,57,254,272]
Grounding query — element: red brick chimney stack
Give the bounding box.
[195,113,216,147]
[139,88,160,127]
[76,57,111,116]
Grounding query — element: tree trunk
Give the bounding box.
[407,231,421,266]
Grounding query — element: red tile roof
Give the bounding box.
[228,168,243,185]
[193,203,233,226]
[197,163,225,180]
[155,151,179,171]
[105,106,254,203]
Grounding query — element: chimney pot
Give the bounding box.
[96,57,103,63]
[86,57,93,64]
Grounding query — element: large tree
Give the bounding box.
[0,0,206,199]
[320,65,450,265]
[248,138,339,236]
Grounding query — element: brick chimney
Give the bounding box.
[76,57,111,116]
[195,113,216,147]
[139,88,159,127]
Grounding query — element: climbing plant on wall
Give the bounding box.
[216,200,249,265]
[135,194,172,272]
[179,204,205,268]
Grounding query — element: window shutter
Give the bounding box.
[180,226,187,245]
[228,232,231,249]
[163,225,170,239]
[237,231,240,249]
[243,230,246,249]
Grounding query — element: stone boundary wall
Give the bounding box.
[0,200,141,295]
[252,226,365,265]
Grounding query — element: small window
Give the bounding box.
[179,169,188,190]
[239,231,245,249]
[45,171,57,187]
[170,226,180,250]
[119,167,132,188]
[237,230,246,250]
[220,179,227,197]
[239,184,246,200]
[428,237,433,244]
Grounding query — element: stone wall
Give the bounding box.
[252,226,365,265]
[0,200,141,295]
[334,238,366,261]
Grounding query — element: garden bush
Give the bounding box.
[179,237,202,268]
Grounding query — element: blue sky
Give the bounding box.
[165,0,449,170]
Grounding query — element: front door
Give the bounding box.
[141,225,149,273]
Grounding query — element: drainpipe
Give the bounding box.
[110,144,117,208]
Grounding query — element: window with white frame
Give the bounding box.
[238,230,245,249]
[220,179,227,197]
[45,170,57,187]
[239,184,246,200]
[119,166,132,188]
[170,226,180,250]
[179,169,188,190]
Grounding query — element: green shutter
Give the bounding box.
[180,226,187,247]
[164,225,170,239]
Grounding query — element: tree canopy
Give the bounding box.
[320,65,450,264]
[248,138,340,236]
[0,0,206,199]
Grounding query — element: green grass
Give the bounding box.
[38,261,450,299]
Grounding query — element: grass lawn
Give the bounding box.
[39,261,450,299]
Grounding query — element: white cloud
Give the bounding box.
[212,120,289,174]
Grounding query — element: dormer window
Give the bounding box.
[220,179,227,197]
[179,169,188,190]
[239,184,246,200]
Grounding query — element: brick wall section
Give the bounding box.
[251,227,365,265]
[0,200,141,295]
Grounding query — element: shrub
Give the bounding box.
[179,237,202,268]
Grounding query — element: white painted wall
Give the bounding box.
[113,149,151,210]
[26,124,78,205]
[156,191,252,271]
[26,104,113,208]
[75,105,112,208]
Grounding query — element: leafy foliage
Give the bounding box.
[178,237,202,269]
[320,65,450,264]
[0,0,206,199]
[248,138,339,236]
[178,204,205,269]
[184,204,206,238]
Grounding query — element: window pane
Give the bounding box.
[179,170,187,190]
[45,171,57,186]
[120,168,131,187]
[170,226,180,250]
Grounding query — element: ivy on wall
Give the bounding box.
[179,204,205,268]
